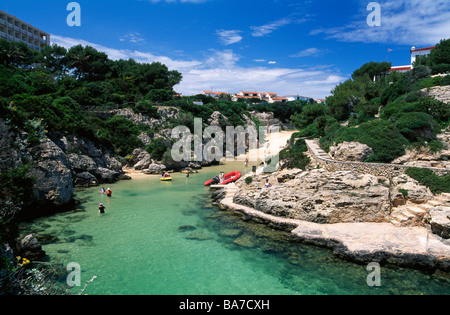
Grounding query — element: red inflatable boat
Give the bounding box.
[204,171,241,186]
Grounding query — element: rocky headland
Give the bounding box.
[213,137,450,272]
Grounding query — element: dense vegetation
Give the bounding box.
[290,39,450,163]
[405,167,450,194]
[279,135,310,170]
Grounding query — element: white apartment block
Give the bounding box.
[0,10,50,51]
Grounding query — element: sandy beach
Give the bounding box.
[124,129,296,179]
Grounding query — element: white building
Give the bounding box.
[283,95,313,102]
[411,46,435,66]
[389,45,435,73]
[0,10,50,51]
[201,91,228,98]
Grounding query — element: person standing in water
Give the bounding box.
[106,188,112,197]
[98,203,105,214]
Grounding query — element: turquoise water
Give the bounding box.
[20,161,450,295]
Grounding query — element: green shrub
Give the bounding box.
[279,138,311,169]
[245,176,253,185]
[133,100,160,119]
[399,189,408,197]
[405,167,450,194]
[100,116,143,156]
[431,64,450,75]
[146,137,172,161]
[394,112,436,142]
[320,120,409,163]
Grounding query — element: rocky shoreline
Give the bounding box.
[211,135,450,272]
[213,180,450,272]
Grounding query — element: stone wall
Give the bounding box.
[305,140,450,178]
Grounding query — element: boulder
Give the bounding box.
[93,167,121,183]
[133,152,152,171]
[145,163,167,174]
[391,174,433,206]
[16,234,45,261]
[207,111,229,126]
[73,172,98,187]
[329,142,373,162]
[429,206,450,239]
[68,153,97,173]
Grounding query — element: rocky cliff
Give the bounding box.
[0,118,129,218]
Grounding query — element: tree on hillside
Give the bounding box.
[66,45,109,80]
[430,38,450,65]
[352,61,391,80]
[0,40,36,68]
[36,45,68,75]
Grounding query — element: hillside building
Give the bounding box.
[0,10,50,51]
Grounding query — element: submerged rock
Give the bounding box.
[178,225,197,232]
[185,231,213,241]
[233,234,255,248]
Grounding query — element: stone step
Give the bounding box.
[406,206,426,217]
[434,196,450,204]
[428,200,442,207]
[391,210,414,222]
[417,203,434,211]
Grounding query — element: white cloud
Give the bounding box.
[50,34,344,99]
[250,18,292,37]
[312,0,450,46]
[216,30,243,45]
[290,48,322,58]
[51,34,201,71]
[268,61,277,64]
[119,33,146,44]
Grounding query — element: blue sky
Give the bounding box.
[2,0,449,98]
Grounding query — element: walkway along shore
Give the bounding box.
[211,136,450,272]
[214,184,450,271]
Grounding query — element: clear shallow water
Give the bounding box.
[20,161,450,295]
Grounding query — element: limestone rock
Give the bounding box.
[73,172,98,187]
[429,206,450,239]
[329,141,373,162]
[28,138,74,207]
[207,111,229,126]
[391,174,433,206]
[133,150,152,170]
[16,234,45,261]
[145,162,167,174]
[233,169,391,224]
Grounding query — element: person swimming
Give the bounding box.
[100,187,106,194]
[106,188,112,197]
[98,203,105,214]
